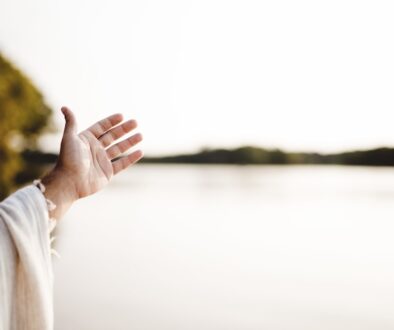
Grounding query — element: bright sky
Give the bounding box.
[0,0,393,156]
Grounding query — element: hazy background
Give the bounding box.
[2,1,394,329]
[1,0,394,155]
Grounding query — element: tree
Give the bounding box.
[0,53,52,200]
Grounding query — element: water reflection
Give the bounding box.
[54,165,394,330]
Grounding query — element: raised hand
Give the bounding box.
[41,106,143,219]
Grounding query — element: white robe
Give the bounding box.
[0,185,54,330]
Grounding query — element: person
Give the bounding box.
[0,106,143,330]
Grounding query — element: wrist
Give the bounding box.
[40,167,79,219]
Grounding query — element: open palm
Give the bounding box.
[57,107,143,199]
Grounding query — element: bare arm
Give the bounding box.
[41,106,143,219]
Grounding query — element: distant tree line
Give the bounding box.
[140,146,394,166]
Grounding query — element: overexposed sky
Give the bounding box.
[0,0,393,155]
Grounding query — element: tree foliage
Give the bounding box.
[0,53,52,200]
[141,146,394,166]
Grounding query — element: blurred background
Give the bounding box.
[1,0,394,329]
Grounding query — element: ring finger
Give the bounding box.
[106,133,143,160]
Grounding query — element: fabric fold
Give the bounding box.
[0,185,54,330]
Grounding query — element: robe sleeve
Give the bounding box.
[0,185,55,330]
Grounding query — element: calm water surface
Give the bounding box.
[54,165,394,330]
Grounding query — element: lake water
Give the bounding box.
[53,165,394,330]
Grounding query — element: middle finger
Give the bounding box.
[98,119,137,147]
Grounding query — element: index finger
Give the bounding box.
[85,113,124,138]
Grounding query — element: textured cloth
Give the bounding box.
[0,185,54,330]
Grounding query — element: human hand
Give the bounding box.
[41,106,143,219]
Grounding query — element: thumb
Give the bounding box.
[61,106,77,135]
